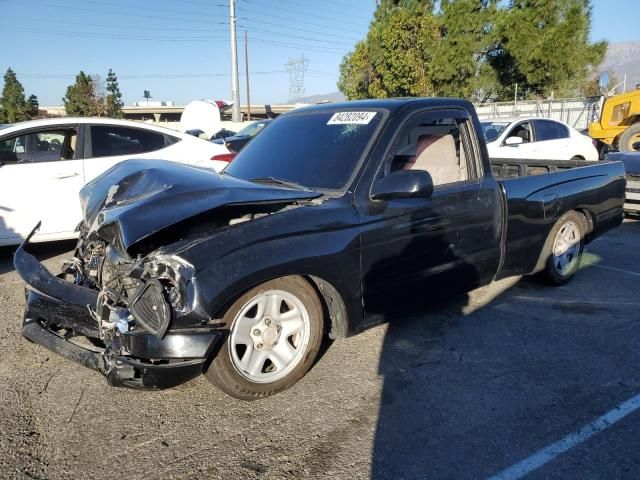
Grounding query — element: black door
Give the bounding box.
[357,108,502,322]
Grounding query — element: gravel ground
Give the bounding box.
[1,219,639,480]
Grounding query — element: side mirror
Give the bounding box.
[371,170,434,201]
[505,136,523,146]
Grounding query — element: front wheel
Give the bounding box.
[618,123,640,152]
[535,211,587,285]
[205,276,324,400]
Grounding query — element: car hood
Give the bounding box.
[80,159,321,253]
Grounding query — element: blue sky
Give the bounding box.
[0,0,637,106]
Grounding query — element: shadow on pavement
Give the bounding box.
[0,240,76,277]
[370,219,640,479]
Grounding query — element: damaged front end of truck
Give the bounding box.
[15,160,321,389]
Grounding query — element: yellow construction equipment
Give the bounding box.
[589,75,640,153]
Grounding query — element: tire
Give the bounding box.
[618,123,640,152]
[534,211,587,286]
[204,276,324,400]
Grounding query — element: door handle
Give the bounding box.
[53,172,80,180]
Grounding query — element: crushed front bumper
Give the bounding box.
[14,229,224,390]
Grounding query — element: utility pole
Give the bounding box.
[244,30,251,121]
[229,0,241,122]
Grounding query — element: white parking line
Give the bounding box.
[590,264,640,278]
[487,392,640,480]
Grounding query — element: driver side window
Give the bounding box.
[30,130,78,162]
[0,134,28,164]
[506,122,532,144]
[383,111,475,187]
[0,128,78,164]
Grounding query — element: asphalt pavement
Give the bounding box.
[1,219,639,479]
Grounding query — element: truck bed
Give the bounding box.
[490,157,596,180]
[490,158,626,279]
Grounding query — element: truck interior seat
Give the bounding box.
[411,133,467,185]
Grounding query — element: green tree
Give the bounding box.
[495,0,606,98]
[0,68,28,123]
[339,0,605,102]
[337,41,372,100]
[370,9,440,97]
[431,0,500,101]
[373,0,435,21]
[338,3,440,99]
[63,71,101,116]
[105,68,124,118]
[26,94,39,118]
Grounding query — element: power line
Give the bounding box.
[17,0,225,25]
[82,0,226,17]
[237,17,362,41]
[15,71,289,79]
[237,26,355,46]
[3,18,227,33]
[242,0,368,27]
[250,38,346,54]
[270,0,373,18]
[0,26,228,41]
[0,26,348,53]
[236,7,366,33]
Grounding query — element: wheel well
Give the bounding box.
[575,208,594,236]
[532,209,593,275]
[571,155,585,160]
[212,274,349,340]
[304,275,349,339]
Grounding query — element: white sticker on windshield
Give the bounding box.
[327,111,376,125]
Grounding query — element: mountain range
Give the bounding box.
[601,41,640,89]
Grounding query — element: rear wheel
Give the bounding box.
[205,276,324,400]
[535,211,586,285]
[618,123,640,152]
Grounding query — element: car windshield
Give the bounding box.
[224,109,384,191]
[480,121,511,143]
[235,121,270,138]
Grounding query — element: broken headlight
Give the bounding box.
[129,279,172,338]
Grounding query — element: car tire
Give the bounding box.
[534,211,587,286]
[618,123,640,152]
[204,276,324,400]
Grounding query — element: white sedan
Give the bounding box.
[481,117,599,161]
[0,117,230,246]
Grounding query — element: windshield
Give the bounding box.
[480,121,511,143]
[224,109,384,191]
[235,120,270,138]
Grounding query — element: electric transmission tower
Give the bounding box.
[285,55,310,103]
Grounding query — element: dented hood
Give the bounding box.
[80,159,321,252]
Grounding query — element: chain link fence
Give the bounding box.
[474,97,602,131]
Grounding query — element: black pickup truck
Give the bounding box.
[14,98,625,400]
